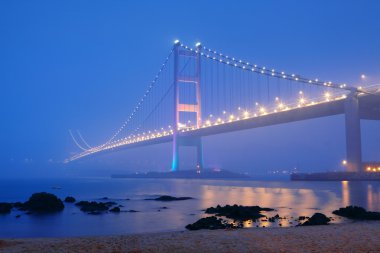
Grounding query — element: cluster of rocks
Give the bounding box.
[75,201,120,214]
[187,203,380,230]
[0,203,12,214]
[0,192,136,217]
[298,213,331,226]
[0,193,197,217]
[205,204,274,221]
[333,206,380,220]
[145,195,193,201]
[185,216,234,230]
[186,204,274,231]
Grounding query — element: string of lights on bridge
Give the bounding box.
[67,89,350,162]
[179,42,358,92]
[101,48,175,147]
[66,41,373,163]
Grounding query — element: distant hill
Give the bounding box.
[112,169,251,180]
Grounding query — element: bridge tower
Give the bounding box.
[171,41,204,172]
[344,91,363,172]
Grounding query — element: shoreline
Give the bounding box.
[1,221,380,253]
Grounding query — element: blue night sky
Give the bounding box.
[1,0,379,177]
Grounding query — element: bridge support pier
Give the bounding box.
[171,136,204,172]
[345,92,362,172]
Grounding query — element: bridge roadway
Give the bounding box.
[69,88,380,162]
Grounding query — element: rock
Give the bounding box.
[186,216,229,230]
[64,196,76,203]
[75,201,109,213]
[298,216,307,221]
[333,206,380,220]
[300,213,330,226]
[0,203,12,214]
[109,207,120,213]
[146,195,193,201]
[23,192,64,213]
[268,214,280,222]
[13,202,26,211]
[104,201,117,207]
[205,204,274,221]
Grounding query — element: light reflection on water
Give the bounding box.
[0,178,379,237]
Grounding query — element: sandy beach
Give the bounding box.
[1,221,380,253]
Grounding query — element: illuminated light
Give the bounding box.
[275,97,279,101]
[261,70,264,74]
[299,98,306,104]
[295,78,299,81]
[209,114,213,118]
[217,118,222,122]
[342,160,347,166]
[229,115,235,120]
[174,39,180,44]
[243,111,249,117]
[282,75,286,78]
[223,110,226,114]
[324,92,331,99]
[195,42,201,47]
[367,167,371,171]
[259,107,266,113]
[278,103,284,109]
[206,120,211,125]
[309,80,312,83]
[238,107,241,110]
[299,91,303,95]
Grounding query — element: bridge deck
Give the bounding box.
[68,91,380,162]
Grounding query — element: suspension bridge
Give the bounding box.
[66,41,380,173]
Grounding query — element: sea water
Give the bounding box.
[0,177,379,238]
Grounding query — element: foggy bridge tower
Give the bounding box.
[344,91,363,172]
[171,41,204,172]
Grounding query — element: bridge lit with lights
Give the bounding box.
[66,41,380,173]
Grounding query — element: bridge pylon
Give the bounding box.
[171,41,204,172]
[344,91,363,172]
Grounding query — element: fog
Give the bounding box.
[1,0,380,178]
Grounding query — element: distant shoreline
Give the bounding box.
[1,221,380,253]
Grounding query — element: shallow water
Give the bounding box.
[0,177,379,238]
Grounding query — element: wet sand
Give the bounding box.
[1,221,380,253]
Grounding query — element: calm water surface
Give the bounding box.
[0,177,379,238]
